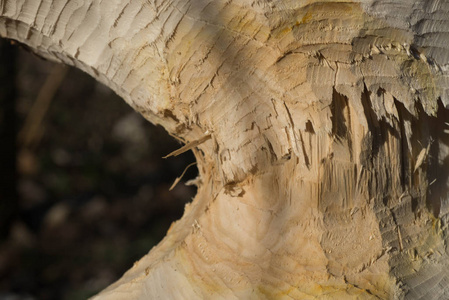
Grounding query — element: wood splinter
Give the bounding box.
[169,162,197,191]
[163,134,211,159]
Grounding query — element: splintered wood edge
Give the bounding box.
[163,134,212,158]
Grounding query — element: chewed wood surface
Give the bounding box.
[2,0,449,299]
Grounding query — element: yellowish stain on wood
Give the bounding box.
[271,2,361,39]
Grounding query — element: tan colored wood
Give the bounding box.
[2,0,449,298]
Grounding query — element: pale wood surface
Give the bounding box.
[2,0,449,299]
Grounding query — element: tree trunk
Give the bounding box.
[2,0,449,299]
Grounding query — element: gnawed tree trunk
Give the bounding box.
[2,0,449,299]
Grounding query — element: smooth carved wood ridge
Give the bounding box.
[2,0,449,299]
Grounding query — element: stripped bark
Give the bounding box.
[2,0,449,299]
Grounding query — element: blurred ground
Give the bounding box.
[0,40,197,300]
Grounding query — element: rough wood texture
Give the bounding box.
[2,0,449,299]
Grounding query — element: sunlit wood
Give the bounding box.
[2,0,449,299]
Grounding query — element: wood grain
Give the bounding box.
[2,0,449,298]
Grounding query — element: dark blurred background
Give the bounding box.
[0,39,197,300]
